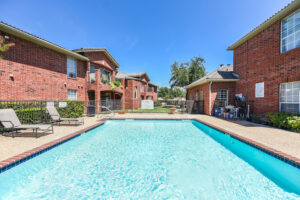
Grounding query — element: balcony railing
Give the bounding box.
[147,87,153,92]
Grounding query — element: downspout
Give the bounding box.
[209,81,212,115]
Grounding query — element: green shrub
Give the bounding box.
[265,112,300,133]
[56,101,84,118]
[0,100,84,124]
[154,101,162,107]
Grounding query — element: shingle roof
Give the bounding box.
[227,0,300,50]
[0,21,89,61]
[186,65,239,89]
[116,72,158,86]
[116,72,150,81]
[72,48,120,68]
[115,72,139,80]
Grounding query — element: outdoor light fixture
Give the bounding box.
[64,82,67,87]
[4,35,10,40]
[9,73,14,81]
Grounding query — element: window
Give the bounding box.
[281,9,300,52]
[67,57,77,78]
[68,90,77,100]
[89,65,95,84]
[217,89,228,106]
[100,69,111,85]
[134,86,138,99]
[279,81,300,114]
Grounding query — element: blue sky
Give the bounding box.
[0,0,292,86]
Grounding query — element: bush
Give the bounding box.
[154,101,162,107]
[265,112,300,133]
[56,101,84,118]
[0,100,84,124]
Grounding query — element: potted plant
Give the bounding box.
[170,107,176,114]
[118,110,126,114]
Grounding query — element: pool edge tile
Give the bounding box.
[0,121,105,173]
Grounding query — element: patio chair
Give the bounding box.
[0,109,53,138]
[46,106,84,126]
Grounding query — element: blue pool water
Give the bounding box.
[0,120,299,199]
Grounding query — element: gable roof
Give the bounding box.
[116,72,150,81]
[0,21,88,61]
[72,48,120,68]
[227,0,300,50]
[186,65,239,89]
[115,72,139,80]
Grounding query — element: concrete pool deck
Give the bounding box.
[0,113,300,168]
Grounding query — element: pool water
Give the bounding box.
[0,120,299,199]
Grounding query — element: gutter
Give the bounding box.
[186,79,239,90]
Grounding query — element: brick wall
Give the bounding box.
[187,83,210,115]
[187,82,236,115]
[124,79,141,109]
[0,32,87,101]
[233,8,300,115]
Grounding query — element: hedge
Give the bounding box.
[55,101,84,118]
[0,101,84,124]
[265,112,300,133]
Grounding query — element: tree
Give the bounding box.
[188,57,206,83]
[169,56,206,88]
[158,87,170,98]
[0,36,14,59]
[158,87,185,100]
[171,87,185,98]
[169,61,189,88]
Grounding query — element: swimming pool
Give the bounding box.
[0,120,299,199]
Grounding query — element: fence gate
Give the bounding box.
[185,100,204,114]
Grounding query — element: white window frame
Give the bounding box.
[279,81,300,114]
[281,9,300,53]
[67,89,77,100]
[67,56,77,78]
[217,89,228,106]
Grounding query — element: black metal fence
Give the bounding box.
[0,100,52,124]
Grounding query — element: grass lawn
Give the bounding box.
[125,107,170,113]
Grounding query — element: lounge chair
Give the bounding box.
[0,109,53,138]
[46,106,84,126]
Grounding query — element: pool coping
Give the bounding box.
[0,117,299,173]
[0,121,105,173]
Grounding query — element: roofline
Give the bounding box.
[186,79,239,89]
[227,0,300,50]
[0,22,89,61]
[148,83,158,87]
[72,48,120,68]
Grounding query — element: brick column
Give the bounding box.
[84,62,90,114]
[95,70,101,113]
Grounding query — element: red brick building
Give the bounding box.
[116,72,158,109]
[186,65,238,115]
[0,22,158,111]
[187,1,300,116]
